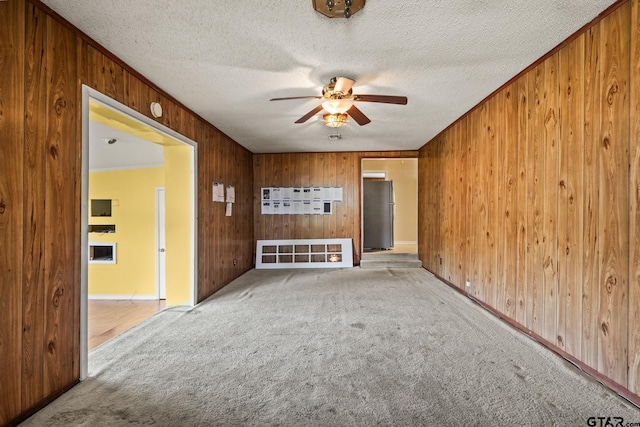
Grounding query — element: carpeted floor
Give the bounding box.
[22,268,640,426]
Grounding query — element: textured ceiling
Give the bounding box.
[42,0,617,153]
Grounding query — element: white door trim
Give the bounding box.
[80,86,198,380]
[156,187,166,300]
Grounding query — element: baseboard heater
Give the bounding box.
[256,239,353,269]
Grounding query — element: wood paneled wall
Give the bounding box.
[419,0,640,402]
[253,151,418,264]
[0,1,253,424]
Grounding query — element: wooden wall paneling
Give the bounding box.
[459,117,469,290]
[495,90,506,313]
[468,108,481,298]
[480,98,495,308]
[447,131,456,284]
[503,84,518,319]
[433,138,443,276]
[337,152,348,240]
[542,52,560,344]
[440,133,451,281]
[299,153,312,240]
[582,20,602,371]
[597,4,630,387]
[326,152,337,239]
[515,74,529,326]
[629,0,640,395]
[0,0,25,423]
[22,2,46,411]
[83,44,127,104]
[196,120,210,300]
[488,96,499,309]
[559,33,586,358]
[451,120,462,287]
[526,62,545,335]
[417,148,427,266]
[43,15,78,396]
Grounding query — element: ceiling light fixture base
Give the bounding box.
[312,0,364,19]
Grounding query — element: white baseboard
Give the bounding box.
[88,294,158,300]
[394,241,417,246]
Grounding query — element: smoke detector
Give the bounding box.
[328,134,342,141]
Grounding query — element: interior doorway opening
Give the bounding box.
[81,86,198,379]
[361,158,418,254]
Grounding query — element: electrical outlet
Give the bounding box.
[466,281,471,287]
[233,259,237,266]
[439,257,442,265]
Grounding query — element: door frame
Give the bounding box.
[80,86,198,380]
[360,157,418,255]
[156,186,166,300]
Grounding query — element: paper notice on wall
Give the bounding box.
[293,188,303,200]
[303,187,312,200]
[322,187,333,201]
[272,201,282,215]
[271,187,282,200]
[213,181,225,202]
[332,187,343,202]
[226,184,235,203]
[312,200,323,214]
[225,202,232,216]
[282,201,292,214]
[262,201,272,215]
[293,200,303,214]
[303,200,312,214]
[312,187,322,200]
[281,187,292,200]
[262,187,271,200]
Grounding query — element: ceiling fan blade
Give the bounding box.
[353,95,408,105]
[347,105,371,126]
[295,105,324,123]
[270,96,322,101]
[334,77,355,94]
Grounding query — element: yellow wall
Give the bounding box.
[88,167,164,297]
[164,145,193,305]
[362,158,418,243]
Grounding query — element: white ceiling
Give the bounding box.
[42,0,616,153]
[89,120,164,172]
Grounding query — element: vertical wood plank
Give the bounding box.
[0,0,25,423]
[629,0,640,395]
[485,96,498,309]
[583,21,601,371]
[503,83,518,319]
[516,75,529,326]
[22,2,46,411]
[496,90,507,314]
[43,15,78,396]
[527,63,545,335]
[560,33,586,358]
[543,53,560,344]
[468,108,482,298]
[597,4,630,387]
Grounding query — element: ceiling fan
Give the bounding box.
[270,77,408,128]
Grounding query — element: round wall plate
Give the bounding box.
[150,102,163,118]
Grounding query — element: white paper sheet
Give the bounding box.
[225,202,232,216]
[213,181,225,202]
[332,187,343,202]
[226,185,235,203]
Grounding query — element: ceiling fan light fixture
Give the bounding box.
[322,99,353,114]
[324,113,348,128]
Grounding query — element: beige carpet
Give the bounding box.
[23,268,640,426]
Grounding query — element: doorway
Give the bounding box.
[361,158,418,254]
[81,86,198,379]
